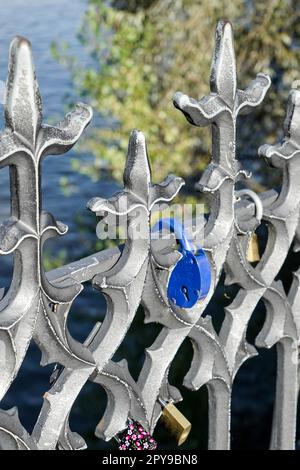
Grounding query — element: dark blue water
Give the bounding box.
[0,0,121,449]
[0,0,119,225]
[0,0,120,317]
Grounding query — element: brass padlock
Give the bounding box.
[235,189,262,264]
[159,399,191,446]
[247,232,260,262]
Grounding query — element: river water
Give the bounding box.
[0,0,120,450]
[0,0,281,451]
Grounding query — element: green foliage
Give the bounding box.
[43,249,68,271]
[55,0,300,186]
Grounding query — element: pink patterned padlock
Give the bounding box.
[118,418,157,451]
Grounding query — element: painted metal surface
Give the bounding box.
[0,20,299,450]
[153,218,211,308]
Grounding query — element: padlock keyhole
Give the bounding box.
[181,285,189,302]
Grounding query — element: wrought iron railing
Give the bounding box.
[0,20,299,450]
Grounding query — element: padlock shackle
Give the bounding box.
[152,217,212,308]
[235,189,263,223]
[152,217,194,252]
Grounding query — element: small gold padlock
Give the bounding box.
[247,232,260,263]
[159,400,191,446]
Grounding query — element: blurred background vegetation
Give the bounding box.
[53,0,300,193]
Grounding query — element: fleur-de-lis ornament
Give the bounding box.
[0,36,94,403]
[27,129,184,450]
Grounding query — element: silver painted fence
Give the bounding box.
[0,20,299,450]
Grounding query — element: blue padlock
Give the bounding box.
[152,218,211,309]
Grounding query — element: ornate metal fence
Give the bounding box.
[0,19,299,450]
